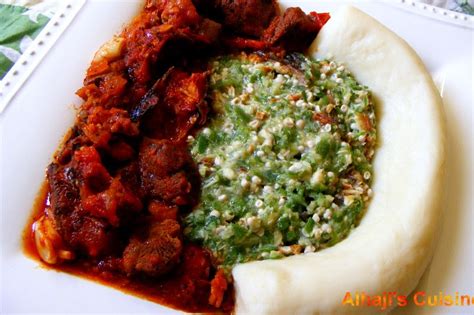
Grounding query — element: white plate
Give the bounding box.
[1,0,472,314]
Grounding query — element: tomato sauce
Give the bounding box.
[23,183,233,313]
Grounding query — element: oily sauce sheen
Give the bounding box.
[22,0,329,312]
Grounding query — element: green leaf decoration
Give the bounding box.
[0,4,50,79]
[455,0,474,15]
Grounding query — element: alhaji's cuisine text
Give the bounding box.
[342,291,474,311]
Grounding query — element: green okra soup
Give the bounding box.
[184,52,377,271]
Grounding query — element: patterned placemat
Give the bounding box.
[417,0,474,15]
[0,0,63,79]
[0,0,85,113]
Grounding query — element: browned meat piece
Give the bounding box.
[160,0,202,27]
[143,0,162,9]
[54,127,89,165]
[105,140,136,161]
[49,146,143,258]
[121,0,218,105]
[140,138,191,176]
[163,69,209,141]
[72,147,142,226]
[47,163,79,219]
[164,70,208,117]
[145,0,201,23]
[69,213,117,257]
[133,68,209,142]
[148,200,179,221]
[77,73,128,109]
[149,172,192,205]
[80,106,139,162]
[130,67,173,122]
[72,146,111,195]
[196,18,222,43]
[262,7,320,52]
[47,163,117,257]
[152,0,223,42]
[117,161,143,198]
[139,138,197,205]
[195,0,278,37]
[123,219,182,277]
[146,0,222,42]
[82,177,143,227]
[75,0,220,113]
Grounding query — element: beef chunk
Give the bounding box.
[48,150,140,257]
[139,138,191,177]
[197,0,278,37]
[54,127,89,165]
[148,200,179,221]
[160,0,202,27]
[196,18,222,43]
[68,213,117,257]
[47,164,115,257]
[134,68,209,142]
[144,0,221,42]
[72,146,111,194]
[71,146,143,226]
[47,163,80,219]
[123,219,182,277]
[80,106,139,162]
[148,172,192,205]
[262,7,320,52]
[120,0,218,106]
[163,70,208,118]
[139,138,197,205]
[81,177,143,226]
[130,66,171,122]
[77,73,128,109]
[117,161,143,198]
[144,0,201,27]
